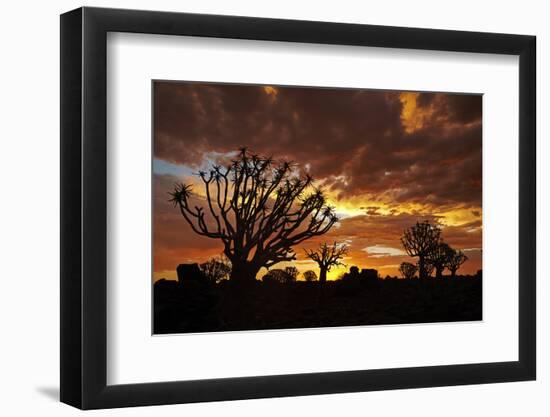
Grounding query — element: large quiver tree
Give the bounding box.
[447,249,468,277]
[170,148,338,283]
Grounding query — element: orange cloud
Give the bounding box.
[400,92,436,133]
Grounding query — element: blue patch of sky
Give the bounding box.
[153,151,238,178]
[153,158,194,177]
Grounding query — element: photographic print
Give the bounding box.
[153,81,482,335]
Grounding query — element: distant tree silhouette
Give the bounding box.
[401,220,441,279]
[170,148,338,283]
[447,249,468,277]
[199,255,231,283]
[427,242,454,278]
[302,270,318,282]
[284,266,299,282]
[305,242,348,284]
[262,268,294,284]
[399,262,417,279]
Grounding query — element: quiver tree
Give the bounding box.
[426,242,454,278]
[170,148,338,283]
[447,249,468,277]
[304,242,348,284]
[399,262,417,279]
[401,220,441,279]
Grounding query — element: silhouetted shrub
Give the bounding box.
[302,270,318,282]
[399,262,417,279]
[262,269,294,284]
[200,255,231,283]
[284,266,299,282]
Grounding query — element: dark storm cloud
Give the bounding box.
[154,81,482,209]
[414,92,482,124]
[326,121,482,207]
[445,94,483,124]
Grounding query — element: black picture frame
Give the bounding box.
[60,6,536,410]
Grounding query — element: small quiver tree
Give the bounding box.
[304,242,348,284]
[401,220,441,279]
[447,249,468,277]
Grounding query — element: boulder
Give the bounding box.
[176,263,206,284]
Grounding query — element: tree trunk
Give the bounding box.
[418,257,426,279]
[435,266,443,279]
[224,259,260,328]
[450,268,457,278]
[229,260,260,283]
[319,268,328,284]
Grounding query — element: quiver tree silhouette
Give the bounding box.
[427,242,454,278]
[447,249,468,277]
[399,262,417,279]
[302,270,318,282]
[401,220,441,279]
[199,255,231,283]
[170,148,338,283]
[304,242,348,284]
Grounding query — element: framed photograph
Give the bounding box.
[60,7,536,409]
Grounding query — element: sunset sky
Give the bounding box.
[153,81,482,281]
